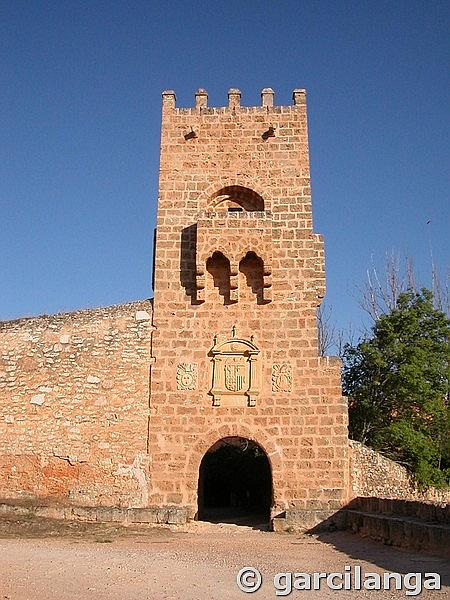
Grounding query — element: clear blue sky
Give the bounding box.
[1,1,449,334]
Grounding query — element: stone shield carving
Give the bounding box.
[272,363,292,392]
[176,363,198,390]
[210,332,260,407]
[224,362,246,392]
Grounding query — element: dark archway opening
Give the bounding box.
[197,437,272,528]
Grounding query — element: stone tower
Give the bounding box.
[149,88,349,528]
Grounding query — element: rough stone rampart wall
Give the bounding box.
[0,301,153,507]
[350,440,450,503]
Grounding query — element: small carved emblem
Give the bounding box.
[272,363,292,392]
[176,363,198,390]
[224,362,246,392]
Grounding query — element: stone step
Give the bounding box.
[346,497,450,524]
[344,509,450,558]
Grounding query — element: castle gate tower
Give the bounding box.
[149,88,349,528]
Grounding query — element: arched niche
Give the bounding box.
[208,186,264,212]
[239,251,271,304]
[206,251,233,305]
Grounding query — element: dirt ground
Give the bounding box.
[0,516,448,599]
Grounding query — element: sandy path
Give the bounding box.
[0,520,448,599]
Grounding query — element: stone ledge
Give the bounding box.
[271,498,450,559]
[272,508,346,533]
[347,496,450,524]
[0,503,188,525]
[344,510,450,558]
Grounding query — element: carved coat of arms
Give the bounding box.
[224,363,246,392]
[272,363,292,392]
[209,329,260,407]
[176,363,198,390]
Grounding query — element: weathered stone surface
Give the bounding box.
[350,441,450,503]
[30,394,45,406]
[149,89,349,518]
[0,300,153,507]
[135,310,151,321]
[344,504,450,558]
[0,502,189,526]
[1,90,448,528]
[0,90,354,519]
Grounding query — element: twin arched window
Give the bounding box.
[206,251,268,305]
[199,186,269,304]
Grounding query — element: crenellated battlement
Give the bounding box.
[162,88,306,112]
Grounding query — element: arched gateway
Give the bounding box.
[197,437,272,526]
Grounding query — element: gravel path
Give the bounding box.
[0,519,448,599]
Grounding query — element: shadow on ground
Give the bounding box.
[312,530,450,588]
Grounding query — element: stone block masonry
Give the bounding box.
[0,301,153,507]
[150,88,349,524]
[350,441,450,504]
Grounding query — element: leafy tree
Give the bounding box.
[343,288,450,487]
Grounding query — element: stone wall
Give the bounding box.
[350,440,450,503]
[0,301,153,507]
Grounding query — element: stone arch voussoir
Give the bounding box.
[198,176,272,212]
[187,423,282,480]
